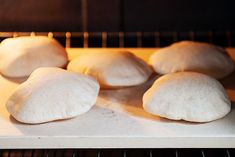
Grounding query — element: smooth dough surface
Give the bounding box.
[0,36,68,77]
[67,51,152,88]
[6,67,100,124]
[143,72,231,122]
[149,41,234,79]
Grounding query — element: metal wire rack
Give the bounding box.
[0,30,234,48]
[0,149,234,157]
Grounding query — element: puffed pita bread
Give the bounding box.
[67,51,152,88]
[6,67,99,124]
[0,36,68,77]
[149,41,234,79]
[143,72,231,122]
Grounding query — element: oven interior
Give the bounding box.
[1,0,235,155]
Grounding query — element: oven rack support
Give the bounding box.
[0,31,234,48]
[0,149,234,157]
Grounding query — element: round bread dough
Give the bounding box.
[149,41,234,79]
[67,51,152,88]
[0,36,68,78]
[6,67,99,124]
[143,72,231,122]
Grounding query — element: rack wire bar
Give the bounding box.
[101,32,107,48]
[227,31,232,47]
[65,32,71,48]
[201,150,206,157]
[118,32,124,48]
[227,149,231,157]
[172,31,178,42]
[154,32,161,47]
[149,150,153,157]
[208,31,214,43]
[189,31,195,41]
[136,32,142,47]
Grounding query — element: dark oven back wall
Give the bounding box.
[0,0,235,32]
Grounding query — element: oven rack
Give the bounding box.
[0,149,234,157]
[0,31,234,48]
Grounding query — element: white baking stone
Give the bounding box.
[0,48,235,148]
